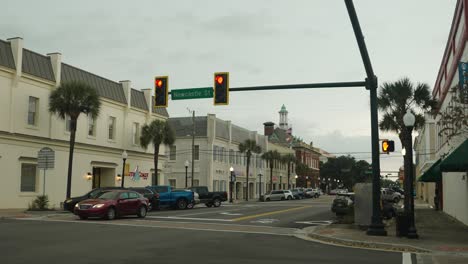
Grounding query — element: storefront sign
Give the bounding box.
[458,62,468,104]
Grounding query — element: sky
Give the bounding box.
[0,0,456,175]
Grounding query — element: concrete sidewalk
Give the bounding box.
[0,209,70,219]
[303,201,468,262]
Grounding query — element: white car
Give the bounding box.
[305,188,320,198]
[381,189,402,203]
[264,190,294,201]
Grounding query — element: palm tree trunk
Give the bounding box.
[287,162,291,189]
[154,144,160,185]
[246,152,250,201]
[66,118,77,199]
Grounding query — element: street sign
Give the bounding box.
[458,62,468,104]
[38,147,55,169]
[171,87,213,100]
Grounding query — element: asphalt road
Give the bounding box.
[0,219,402,264]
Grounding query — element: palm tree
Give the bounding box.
[238,139,262,201]
[140,119,175,185]
[377,77,436,144]
[261,150,281,192]
[281,154,297,189]
[49,81,101,199]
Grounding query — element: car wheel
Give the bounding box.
[79,215,87,220]
[177,199,188,210]
[205,203,213,207]
[281,197,285,201]
[105,207,116,220]
[137,206,147,218]
[287,196,292,200]
[213,198,221,207]
[393,197,400,203]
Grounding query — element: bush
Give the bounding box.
[29,195,50,210]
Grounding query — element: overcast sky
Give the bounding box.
[1,0,456,174]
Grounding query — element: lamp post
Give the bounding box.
[258,170,263,200]
[403,109,418,239]
[280,174,282,190]
[229,167,235,203]
[294,175,298,188]
[184,160,189,188]
[121,150,128,188]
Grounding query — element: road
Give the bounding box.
[0,196,408,264]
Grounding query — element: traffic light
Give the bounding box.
[214,72,229,105]
[154,76,168,108]
[381,140,395,153]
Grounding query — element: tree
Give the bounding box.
[238,139,262,201]
[281,154,297,189]
[140,119,175,185]
[319,156,370,190]
[49,81,101,199]
[261,150,281,192]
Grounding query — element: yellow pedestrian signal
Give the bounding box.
[381,140,395,153]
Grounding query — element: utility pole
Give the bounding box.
[191,110,195,187]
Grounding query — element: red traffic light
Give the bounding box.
[156,79,163,88]
[215,75,224,85]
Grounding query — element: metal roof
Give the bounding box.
[231,124,251,143]
[131,89,148,111]
[215,119,230,140]
[22,49,55,82]
[168,116,208,137]
[151,96,169,117]
[61,63,127,104]
[0,40,15,70]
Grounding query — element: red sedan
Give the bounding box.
[74,190,149,220]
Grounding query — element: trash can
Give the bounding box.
[396,212,409,237]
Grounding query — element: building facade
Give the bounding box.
[0,38,169,209]
[167,114,269,200]
[416,0,468,225]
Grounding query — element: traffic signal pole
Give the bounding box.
[344,0,386,236]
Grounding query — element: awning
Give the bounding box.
[418,159,442,182]
[439,139,468,172]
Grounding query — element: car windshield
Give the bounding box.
[97,191,118,200]
[89,190,109,198]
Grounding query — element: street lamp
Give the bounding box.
[184,160,189,188]
[403,109,418,239]
[280,174,282,190]
[121,150,128,188]
[229,167,235,203]
[258,170,263,200]
[294,175,298,188]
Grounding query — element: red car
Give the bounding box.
[74,190,149,220]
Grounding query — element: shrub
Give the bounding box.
[30,195,50,210]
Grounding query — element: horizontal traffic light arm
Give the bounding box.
[168,81,366,95]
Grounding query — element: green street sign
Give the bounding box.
[171,87,213,100]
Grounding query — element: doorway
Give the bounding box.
[92,167,116,188]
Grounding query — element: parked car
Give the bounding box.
[381,188,402,203]
[146,185,194,209]
[305,188,320,198]
[63,187,125,212]
[263,190,294,201]
[74,190,149,220]
[129,187,159,211]
[189,186,228,207]
[291,189,305,200]
[331,192,355,215]
[390,186,405,196]
[174,189,200,209]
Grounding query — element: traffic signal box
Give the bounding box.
[381,140,395,153]
[214,72,229,105]
[154,76,168,108]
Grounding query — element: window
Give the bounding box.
[20,163,37,192]
[88,115,96,136]
[213,146,217,161]
[132,122,140,145]
[170,145,176,160]
[213,180,219,191]
[219,147,224,162]
[27,96,38,126]
[229,150,234,163]
[169,179,176,188]
[221,180,226,191]
[65,115,72,132]
[193,179,199,186]
[129,192,139,199]
[108,116,116,140]
[194,145,199,160]
[119,192,129,199]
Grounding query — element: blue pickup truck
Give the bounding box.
[146,185,194,210]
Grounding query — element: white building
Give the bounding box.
[416,0,468,225]
[167,114,270,200]
[0,37,169,209]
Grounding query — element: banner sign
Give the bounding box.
[457,62,468,104]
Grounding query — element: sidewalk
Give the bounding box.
[0,209,70,219]
[303,201,468,259]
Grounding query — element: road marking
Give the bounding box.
[402,253,412,264]
[295,220,333,225]
[250,219,279,224]
[231,206,310,222]
[146,216,233,222]
[220,212,243,216]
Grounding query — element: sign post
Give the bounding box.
[38,147,55,196]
